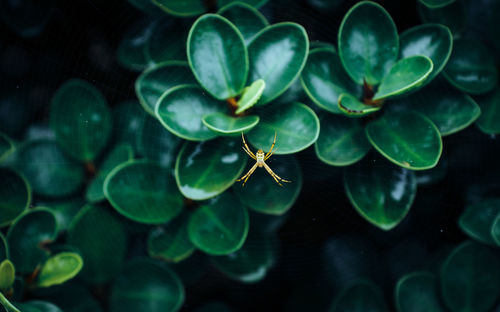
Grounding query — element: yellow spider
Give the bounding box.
[236,132,291,186]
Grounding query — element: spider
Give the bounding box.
[236,132,291,186]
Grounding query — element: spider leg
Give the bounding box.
[241,133,256,158]
[264,131,277,159]
[236,163,258,186]
[264,146,278,161]
[242,146,256,160]
[263,162,291,186]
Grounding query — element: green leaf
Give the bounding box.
[175,138,247,200]
[145,20,188,65]
[117,18,156,71]
[210,232,275,283]
[0,132,15,161]
[399,24,453,86]
[35,283,102,312]
[344,162,416,230]
[104,160,183,224]
[128,0,163,14]
[310,41,336,51]
[15,301,62,312]
[419,0,455,8]
[37,252,83,288]
[0,233,7,260]
[202,113,259,135]
[329,280,388,312]
[135,62,196,116]
[219,2,268,45]
[0,168,31,227]
[475,87,500,134]
[248,22,309,105]
[366,111,442,170]
[247,102,319,154]
[492,214,500,246]
[233,155,302,215]
[338,1,398,85]
[156,84,226,141]
[235,79,266,114]
[418,0,466,35]
[153,0,205,17]
[404,80,481,136]
[110,259,184,312]
[395,271,446,312]
[218,0,268,8]
[373,56,433,100]
[112,100,146,145]
[338,93,382,116]
[187,14,248,100]
[441,241,500,312]
[443,38,498,94]
[38,197,84,232]
[7,208,58,273]
[148,213,195,263]
[86,144,133,203]
[14,140,85,197]
[315,114,370,166]
[50,79,112,162]
[0,260,15,290]
[301,48,359,114]
[188,193,249,255]
[458,198,500,245]
[67,204,127,284]
[0,292,20,312]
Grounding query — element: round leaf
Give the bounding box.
[50,79,112,161]
[104,160,183,224]
[128,0,163,14]
[366,111,442,170]
[7,208,58,273]
[110,259,184,312]
[112,100,146,145]
[175,138,247,200]
[338,93,382,116]
[344,162,417,230]
[443,38,498,94]
[15,140,85,197]
[219,2,268,44]
[395,271,446,312]
[441,241,500,312]
[330,280,388,312]
[338,1,398,85]
[0,233,7,260]
[218,0,268,8]
[418,0,466,35]
[188,193,249,255]
[156,84,226,141]
[16,301,62,312]
[235,79,265,114]
[0,260,15,290]
[475,87,500,134]
[135,62,196,116]
[187,14,248,100]
[37,252,83,288]
[248,22,309,105]
[153,0,205,17]
[0,132,15,161]
[117,18,156,71]
[315,114,370,166]
[67,205,127,284]
[301,48,359,114]
[145,20,188,64]
[202,113,259,134]
[38,197,84,232]
[373,55,434,100]
[247,102,319,154]
[233,155,302,215]
[0,168,31,227]
[458,198,500,245]
[419,0,455,8]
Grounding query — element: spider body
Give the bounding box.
[236,132,291,186]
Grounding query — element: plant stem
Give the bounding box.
[0,292,20,312]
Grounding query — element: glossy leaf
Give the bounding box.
[233,155,302,215]
[0,168,31,227]
[218,0,268,8]
[330,280,388,312]
[50,79,112,161]
[315,114,370,166]
[202,113,259,135]
[366,111,442,170]
[112,100,146,145]
[0,132,15,161]
[15,140,85,197]
[86,144,133,203]
[492,214,500,246]
[117,18,156,71]
[0,233,7,260]
[67,205,127,284]
[37,252,83,287]
[15,301,62,312]
[148,213,195,263]
[338,1,398,85]
[235,79,265,114]
[175,138,247,200]
[443,39,498,94]
[399,24,453,86]
[247,102,319,154]
[153,0,205,17]
[418,0,466,35]
[395,271,446,312]
[104,160,183,224]
[419,0,455,8]
[128,0,163,14]
[458,198,500,245]
[475,87,500,134]
[344,162,417,230]
[0,260,15,290]
[248,23,309,105]
[135,62,196,116]
[188,193,249,255]
[373,56,433,100]
[34,283,102,312]
[301,48,359,114]
[219,2,268,44]
[338,93,381,116]
[7,208,57,273]
[110,259,184,312]
[188,14,248,100]
[145,20,188,64]
[39,197,84,232]
[441,241,500,312]
[156,84,226,141]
